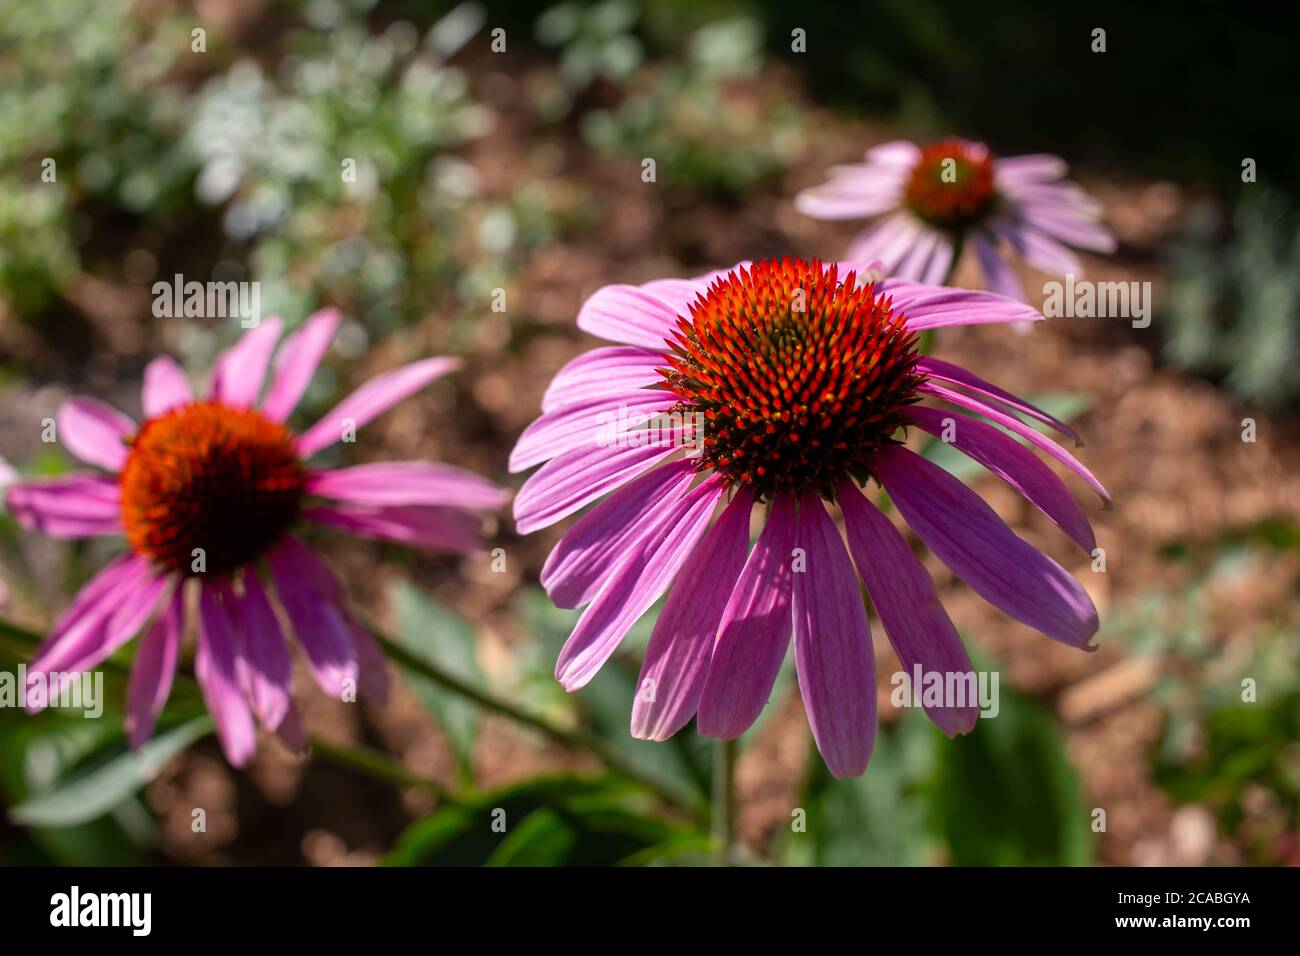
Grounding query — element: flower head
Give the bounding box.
[7,310,505,765]
[795,138,1115,300]
[512,259,1108,778]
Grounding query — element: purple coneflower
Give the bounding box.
[795,138,1116,300]
[6,310,505,765]
[511,258,1107,778]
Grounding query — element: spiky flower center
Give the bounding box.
[660,258,924,501]
[120,401,306,576]
[904,138,996,228]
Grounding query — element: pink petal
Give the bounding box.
[910,406,1095,552]
[266,537,359,696]
[141,356,193,418]
[261,308,341,422]
[874,446,1099,649]
[879,281,1043,331]
[513,440,680,536]
[57,397,135,472]
[508,390,674,473]
[305,503,484,553]
[892,227,943,283]
[125,588,184,749]
[295,357,460,458]
[196,583,257,767]
[208,317,284,407]
[576,284,680,350]
[791,494,875,778]
[631,487,754,741]
[696,493,797,739]
[541,459,697,609]
[541,346,665,413]
[993,154,1068,184]
[27,560,169,708]
[307,461,506,511]
[919,380,1110,506]
[555,477,726,691]
[916,356,1083,445]
[920,234,956,286]
[970,231,1026,301]
[1015,206,1116,252]
[990,220,1082,276]
[845,212,925,272]
[837,481,977,737]
[6,475,122,538]
[864,139,923,167]
[228,573,292,731]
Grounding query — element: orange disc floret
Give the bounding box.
[660,258,925,501]
[120,401,306,576]
[904,138,996,228]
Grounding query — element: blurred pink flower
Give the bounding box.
[796,138,1116,300]
[511,259,1107,778]
[6,310,505,765]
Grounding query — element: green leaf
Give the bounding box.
[927,681,1092,865]
[389,581,484,767]
[8,715,213,829]
[780,716,941,866]
[384,774,698,867]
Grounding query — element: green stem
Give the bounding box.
[370,631,706,823]
[309,736,462,805]
[712,737,737,866]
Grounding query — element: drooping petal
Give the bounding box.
[26,559,169,709]
[208,317,283,407]
[909,406,1095,552]
[879,281,1043,331]
[541,458,697,609]
[874,445,1099,649]
[295,357,460,458]
[696,493,797,739]
[892,227,942,283]
[791,494,875,778]
[228,573,292,731]
[1015,206,1116,252]
[125,587,184,750]
[845,212,926,272]
[576,284,680,350]
[306,461,506,511]
[141,356,193,418]
[541,346,666,412]
[266,537,358,697]
[919,380,1110,506]
[508,390,674,473]
[970,231,1026,300]
[989,219,1082,276]
[305,503,484,553]
[916,355,1083,445]
[196,583,257,767]
[513,440,679,535]
[837,481,977,737]
[261,308,341,422]
[6,475,122,538]
[555,477,725,691]
[57,397,135,472]
[631,487,754,741]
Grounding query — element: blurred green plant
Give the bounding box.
[1108,530,1300,864]
[536,0,645,91]
[1164,187,1300,406]
[580,15,805,198]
